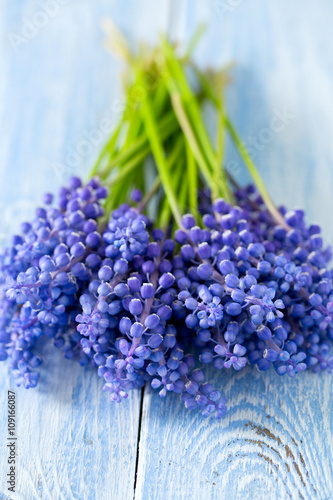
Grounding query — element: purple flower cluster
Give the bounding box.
[1,178,333,419]
[0,176,107,387]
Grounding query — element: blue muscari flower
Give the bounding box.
[197,295,224,328]
[182,379,228,419]
[247,286,285,325]
[180,285,224,329]
[0,176,110,387]
[214,343,247,371]
[104,208,149,261]
[274,259,310,292]
[274,351,307,377]
[3,177,333,420]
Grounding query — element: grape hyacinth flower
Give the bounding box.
[1,177,333,419]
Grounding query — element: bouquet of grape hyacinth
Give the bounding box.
[0,31,332,420]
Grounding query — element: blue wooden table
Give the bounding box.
[1,1,333,498]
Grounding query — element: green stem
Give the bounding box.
[156,136,185,229]
[186,141,198,216]
[158,191,173,231]
[123,107,142,149]
[225,117,289,229]
[178,158,188,214]
[90,119,123,178]
[100,111,178,179]
[214,90,233,203]
[140,136,183,211]
[162,38,216,168]
[140,93,183,227]
[159,157,183,230]
[213,112,224,202]
[107,146,149,187]
[140,176,161,211]
[192,64,219,108]
[183,24,207,61]
[152,80,170,117]
[190,63,233,203]
[162,40,232,202]
[170,92,215,192]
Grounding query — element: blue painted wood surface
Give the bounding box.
[1,1,333,499]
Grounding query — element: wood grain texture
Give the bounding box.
[136,1,333,499]
[1,1,333,499]
[0,349,141,500]
[136,366,333,500]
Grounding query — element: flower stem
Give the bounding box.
[214,87,233,204]
[105,146,148,190]
[140,90,183,228]
[161,38,217,169]
[162,39,233,203]
[140,176,161,211]
[170,92,214,190]
[186,141,198,217]
[225,117,289,230]
[89,119,123,178]
[100,111,178,179]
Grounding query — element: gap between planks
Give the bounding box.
[133,1,179,498]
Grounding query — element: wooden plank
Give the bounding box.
[0,350,141,500]
[135,0,333,499]
[0,1,170,499]
[136,368,333,499]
